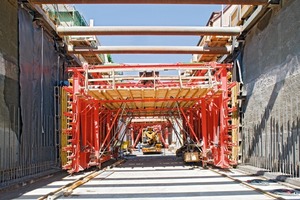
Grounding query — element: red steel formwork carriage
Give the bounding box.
[61,62,239,173]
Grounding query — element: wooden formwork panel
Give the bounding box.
[87,88,209,110]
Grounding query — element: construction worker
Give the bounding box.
[137,142,141,152]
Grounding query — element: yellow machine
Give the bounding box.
[141,127,162,154]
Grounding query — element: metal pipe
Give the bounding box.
[236,60,244,84]
[58,26,241,36]
[68,63,232,72]
[69,46,231,54]
[30,0,269,5]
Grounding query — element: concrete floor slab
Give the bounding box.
[5,151,300,200]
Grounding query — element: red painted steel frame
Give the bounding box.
[62,62,237,173]
[62,71,121,173]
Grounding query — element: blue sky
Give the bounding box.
[75,4,221,63]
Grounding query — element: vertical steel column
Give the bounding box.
[201,99,208,165]
[207,101,214,163]
[216,67,230,168]
[164,126,169,147]
[196,110,201,141]
[82,100,88,168]
[212,98,220,166]
[66,71,82,173]
[72,96,81,173]
[130,128,135,146]
[230,84,239,166]
[94,101,100,166]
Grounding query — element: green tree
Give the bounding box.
[107,54,113,63]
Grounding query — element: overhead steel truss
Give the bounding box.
[61,62,239,173]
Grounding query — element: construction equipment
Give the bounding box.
[61,63,239,173]
[141,127,162,154]
[176,142,202,163]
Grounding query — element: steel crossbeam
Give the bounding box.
[57,26,241,36]
[30,0,269,5]
[68,46,231,55]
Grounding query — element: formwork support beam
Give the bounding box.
[57,26,241,36]
[68,46,231,55]
[201,99,208,162]
[215,67,230,168]
[93,102,100,161]
[29,0,269,5]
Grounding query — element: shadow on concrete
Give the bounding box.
[0,171,68,199]
[0,159,118,199]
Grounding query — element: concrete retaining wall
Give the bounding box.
[0,0,20,182]
[242,0,300,176]
[0,1,62,189]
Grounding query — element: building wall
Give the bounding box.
[242,0,300,175]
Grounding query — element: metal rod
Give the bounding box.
[87,76,210,82]
[30,0,269,5]
[68,63,232,72]
[58,26,241,36]
[69,46,231,55]
[99,97,202,103]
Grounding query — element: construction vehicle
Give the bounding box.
[141,127,162,154]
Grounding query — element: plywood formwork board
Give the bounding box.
[87,87,210,110]
[197,34,231,62]
[69,38,103,64]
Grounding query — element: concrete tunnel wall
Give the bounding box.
[0,0,20,180]
[0,0,65,188]
[242,0,300,175]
